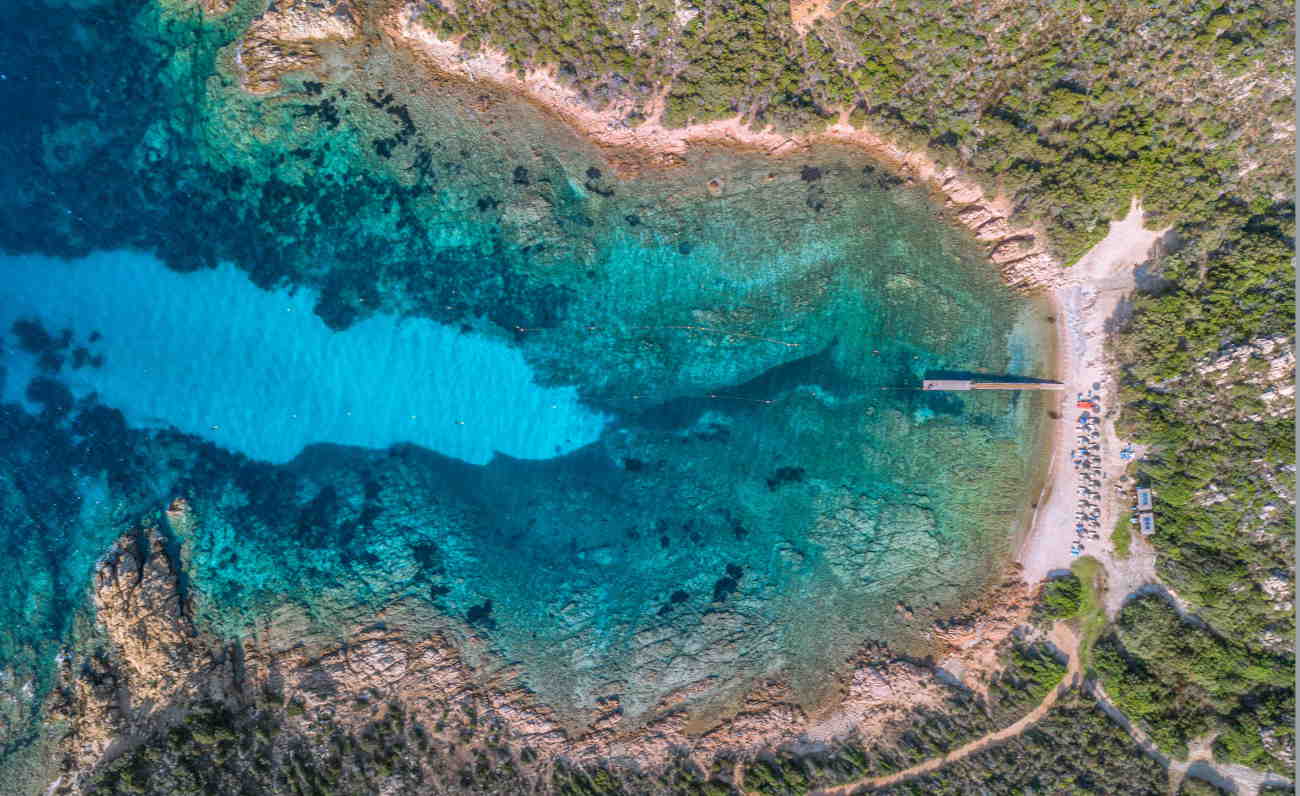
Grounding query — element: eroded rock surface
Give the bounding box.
[40,503,1049,793]
[236,0,361,95]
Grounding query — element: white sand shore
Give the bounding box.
[1017,199,1167,588]
[258,7,1163,594]
[384,10,1169,591]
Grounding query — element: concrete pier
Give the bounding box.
[922,379,1064,391]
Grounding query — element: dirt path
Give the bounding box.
[810,625,1081,795]
[1089,683,1293,796]
[790,0,854,32]
[810,619,1290,796]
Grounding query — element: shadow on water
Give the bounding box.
[288,437,623,552]
[627,342,856,431]
[922,369,1063,385]
[910,389,966,418]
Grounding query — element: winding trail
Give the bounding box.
[811,624,1082,795]
[1089,682,1294,796]
[809,604,1292,796]
[811,616,1289,796]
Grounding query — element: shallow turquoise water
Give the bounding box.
[0,251,607,464]
[0,0,1053,733]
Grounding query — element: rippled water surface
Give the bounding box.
[0,0,1052,725]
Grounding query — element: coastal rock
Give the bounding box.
[45,523,570,788]
[989,236,1038,264]
[804,654,946,743]
[927,570,1036,688]
[236,0,360,95]
[699,682,807,752]
[43,511,1048,788]
[975,216,1015,242]
[1000,252,1063,292]
[47,522,240,789]
[91,526,200,708]
[939,175,985,205]
[956,205,996,228]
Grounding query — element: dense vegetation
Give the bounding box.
[1111,511,1132,559]
[846,643,1068,777]
[76,641,1069,795]
[84,688,1167,796]
[1035,572,1083,620]
[1094,594,1293,771]
[86,697,546,795]
[424,0,1292,262]
[868,690,1170,795]
[1110,135,1294,777]
[1116,208,1295,648]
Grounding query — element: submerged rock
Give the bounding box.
[0,0,1055,787]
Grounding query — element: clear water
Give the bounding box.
[0,251,607,465]
[0,0,1054,739]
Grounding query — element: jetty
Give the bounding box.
[922,379,1064,391]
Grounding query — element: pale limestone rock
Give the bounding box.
[939,174,985,205]
[975,216,1015,242]
[956,205,996,228]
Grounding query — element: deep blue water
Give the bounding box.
[0,0,1054,742]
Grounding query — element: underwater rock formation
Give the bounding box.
[39,508,1048,793]
[0,0,1056,789]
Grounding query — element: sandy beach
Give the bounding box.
[375,12,1172,595]
[1017,201,1167,590]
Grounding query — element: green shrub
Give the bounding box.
[1039,573,1083,619]
[1111,512,1132,559]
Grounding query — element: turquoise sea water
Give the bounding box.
[0,251,607,465]
[0,0,1053,743]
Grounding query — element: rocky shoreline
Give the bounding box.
[384,3,1064,294]
[218,0,1063,295]
[37,500,1047,792]
[22,0,1085,789]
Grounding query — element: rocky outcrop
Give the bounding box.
[91,527,199,708]
[46,523,228,787]
[927,569,1038,684]
[41,502,1049,792]
[235,0,361,95]
[1193,334,1296,419]
[935,174,1061,292]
